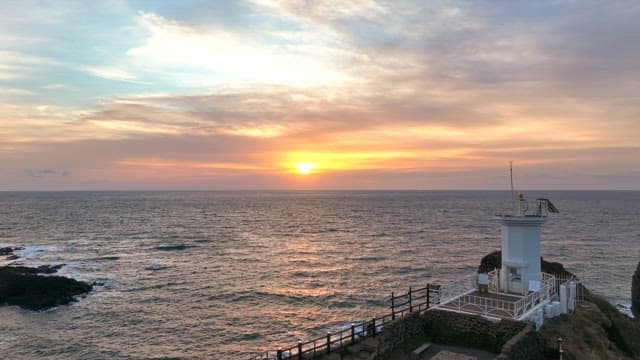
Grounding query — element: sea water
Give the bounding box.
[0,191,638,359]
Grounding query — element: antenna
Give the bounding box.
[510,161,515,213]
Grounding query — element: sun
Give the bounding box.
[295,162,316,175]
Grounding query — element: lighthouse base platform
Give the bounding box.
[432,272,556,322]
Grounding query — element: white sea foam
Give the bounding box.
[55,262,93,281]
[14,244,57,261]
[616,303,635,319]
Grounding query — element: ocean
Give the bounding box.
[0,190,638,359]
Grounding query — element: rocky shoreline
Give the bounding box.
[0,246,93,311]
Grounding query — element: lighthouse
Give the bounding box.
[499,195,558,295]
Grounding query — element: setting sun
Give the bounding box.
[295,162,316,175]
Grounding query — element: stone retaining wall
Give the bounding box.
[373,310,530,358]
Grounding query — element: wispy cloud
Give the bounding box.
[42,83,69,90]
[0,50,55,80]
[82,66,137,82]
[0,87,35,96]
[25,168,70,178]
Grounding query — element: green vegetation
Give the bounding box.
[538,292,640,359]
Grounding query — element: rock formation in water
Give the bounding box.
[0,266,92,311]
[155,244,190,251]
[0,246,20,255]
[1,246,22,260]
[0,247,92,311]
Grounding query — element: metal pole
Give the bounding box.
[557,337,564,360]
[326,332,331,354]
[277,348,283,360]
[391,292,395,320]
[409,287,413,313]
[298,341,303,360]
[510,161,516,213]
[371,318,376,337]
[351,324,355,344]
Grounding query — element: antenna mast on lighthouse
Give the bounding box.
[510,161,515,213]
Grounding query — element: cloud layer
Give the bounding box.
[0,1,639,190]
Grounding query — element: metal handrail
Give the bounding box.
[250,271,564,359]
[250,281,440,359]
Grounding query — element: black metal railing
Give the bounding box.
[249,283,441,360]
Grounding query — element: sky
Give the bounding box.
[1,0,639,190]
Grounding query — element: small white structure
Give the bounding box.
[498,195,558,295]
[435,192,577,327]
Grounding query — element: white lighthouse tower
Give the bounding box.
[499,195,558,295]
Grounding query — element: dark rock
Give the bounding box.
[477,251,576,278]
[36,264,66,273]
[0,266,92,311]
[155,244,190,251]
[5,264,65,274]
[0,246,22,256]
[87,256,119,261]
[478,250,501,274]
[540,258,576,278]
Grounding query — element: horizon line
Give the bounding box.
[1,188,639,192]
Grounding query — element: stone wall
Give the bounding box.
[421,310,526,353]
[373,310,528,358]
[373,312,427,357]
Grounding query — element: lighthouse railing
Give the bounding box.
[438,273,477,304]
[541,273,557,296]
[440,292,517,318]
[435,271,557,320]
[513,273,555,319]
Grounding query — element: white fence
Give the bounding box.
[438,273,477,304]
[442,293,518,318]
[512,273,555,318]
[439,272,557,320]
